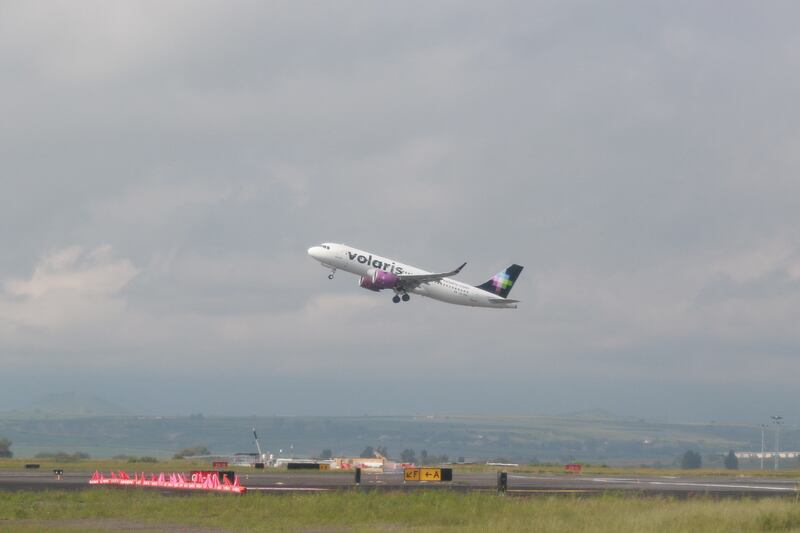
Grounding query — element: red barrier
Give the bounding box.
[89,471,246,494]
[564,463,582,473]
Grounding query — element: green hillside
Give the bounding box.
[0,412,792,466]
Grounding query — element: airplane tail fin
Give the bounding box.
[475,264,524,299]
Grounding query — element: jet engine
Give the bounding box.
[359,268,399,291]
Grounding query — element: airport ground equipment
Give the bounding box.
[190,470,237,484]
[89,470,246,494]
[497,471,508,494]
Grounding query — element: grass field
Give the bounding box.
[455,463,800,478]
[0,457,214,474]
[2,489,800,532]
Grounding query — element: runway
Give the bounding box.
[1,470,797,497]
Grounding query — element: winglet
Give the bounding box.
[454,262,467,274]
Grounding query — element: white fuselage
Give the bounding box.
[308,243,517,308]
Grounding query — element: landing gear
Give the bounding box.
[392,291,410,303]
[328,269,336,280]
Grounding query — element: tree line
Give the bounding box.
[680,449,739,470]
[0,438,11,458]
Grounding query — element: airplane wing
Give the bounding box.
[396,262,466,290]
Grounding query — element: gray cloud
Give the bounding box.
[1,1,799,422]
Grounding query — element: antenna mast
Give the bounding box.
[253,428,264,460]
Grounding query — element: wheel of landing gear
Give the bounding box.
[392,295,401,303]
[328,274,334,279]
[401,293,410,302]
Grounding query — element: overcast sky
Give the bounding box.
[1,1,799,423]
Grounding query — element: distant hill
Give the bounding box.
[0,412,780,463]
[9,392,130,417]
[559,409,637,421]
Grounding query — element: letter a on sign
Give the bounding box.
[420,468,442,481]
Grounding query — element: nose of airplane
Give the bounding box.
[308,246,322,259]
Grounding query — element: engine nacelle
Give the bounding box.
[359,268,399,292]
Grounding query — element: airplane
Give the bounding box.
[307,243,523,308]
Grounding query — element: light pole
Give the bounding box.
[771,416,783,471]
[760,424,766,470]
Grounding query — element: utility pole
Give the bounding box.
[771,416,783,470]
[760,424,766,470]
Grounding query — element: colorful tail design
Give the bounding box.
[475,264,523,298]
